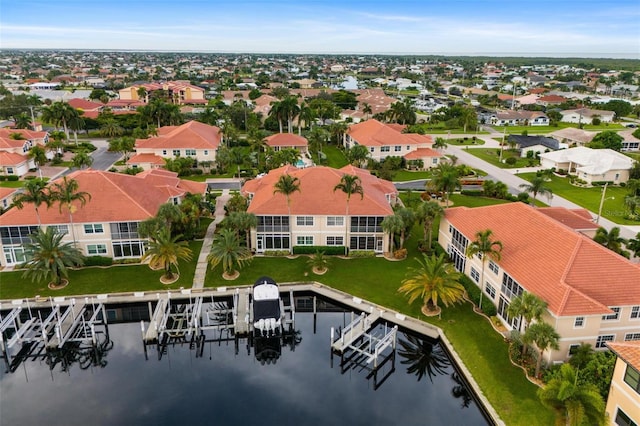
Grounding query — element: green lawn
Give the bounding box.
[0,241,203,299]
[492,122,625,135]
[467,148,540,169]
[450,194,512,208]
[0,180,24,188]
[322,145,349,168]
[518,173,638,224]
[393,170,433,181]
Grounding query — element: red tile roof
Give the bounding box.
[0,129,47,141]
[242,165,396,216]
[347,119,433,148]
[264,133,308,148]
[68,98,103,111]
[0,170,206,226]
[0,152,28,166]
[538,95,567,103]
[404,148,442,159]
[127,153,165,165]
[607,341,640,371]
[0,187,18,200]
[537,207,597,231]
[444,203,640,316]
[136,120,221,150]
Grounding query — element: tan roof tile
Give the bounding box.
[136,120,221,150]
[607,341,640,371]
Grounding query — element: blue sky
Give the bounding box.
[2,0,639,58]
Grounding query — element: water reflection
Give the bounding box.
[398,333,450,383]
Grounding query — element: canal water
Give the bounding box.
[1,299,489,426]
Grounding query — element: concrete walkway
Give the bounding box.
[192,189,231,289]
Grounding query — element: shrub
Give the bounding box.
[24,175,37,180]
[591,181,613,186]
[7,175,19,181]
[393,248,407,259]
[459,274,497,316]
[293,245,346,255]
[460,189,484,196]
[619,182,626,187]
[84,256,114,267]
[0,176,5,181]
[263,250,289,257]
[517,192,530,203]
[505,157,517,165]
[191,168,204,175]
[349,250,375,258]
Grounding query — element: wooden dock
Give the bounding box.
[46,301,86,349]
[331,310,381,353]
[234,289,251,335]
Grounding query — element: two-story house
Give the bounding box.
[127,120,222,170]
[118,81,207,105]
[438,202,640,364]
[0,129,50,177]
[605,341,640,426]
[343,119,442,168]
[0,169,206,266]
[241,165,398,254]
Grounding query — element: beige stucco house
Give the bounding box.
[438,202,640,364]
[561,108,615,124]
[540,147,635,184]
[241,165,398,254]
[0,129,50,177]
[343,119,442,167]
[119,81,207,105]
[605,341,640,426]
[0,169,206,266]
[128,121,222,170]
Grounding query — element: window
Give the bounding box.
[488,260,499,274]
[406,145,410,151]
[394,145,401,152]
[485,283,496,299]
[432,158,438,164]
[87,244,107,255]
[470,267,480,283]
[185,149,196,156]
[623,365,640,393]
[257,216,289,232]
[327,217,344,226]
[595,334,615,349]
[380,146,390,152]
[172,149,180,156]
[259,234,290,250]
[112,241,145,258]
[84,224,104,234]
[296,236,313,245]
[350,216,383,233]
[625,333,640,341]
[631,306,640,319]
[110,222,139,240]
[568,344,580,356]
[326,236,343,246]
[6,167,13,174]
[162,150,167,155]
[574,317,584,328]
[370,147,374,153]
[615,408,638,426]
[501,273,523,301]
[1,226,40,245]
[603,307,621,321]
[296,216,313,226]
[350,235,382,251]
[51,225,69,235]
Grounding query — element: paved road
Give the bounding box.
[89,139,122,171]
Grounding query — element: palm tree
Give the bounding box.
[507,292,548,357]
[465,229,503,311]
[280,95,300,133]
[593,226,628,256]
[398,253,465,315]
[334,174,363,254]
[207,228,252,279]
[141,228,192,282]
[627,232,640,257]
[14,112,32,129]
[433,137,448,152]
[298,102,316,135]
[68,113,85,145]
[415,201,444,250]
[519,176,553,205]
[49,176,91,247]
[381,214,404,254]
[41,102,77,140]
[100,119,124,137]
[273,173,301,217]
[397,333,450,383]
[507,292,548,333]
[362,103,373,120]
[28,145,48,177]
[395,207,415,249]
[346,144,370,167]
[428,163,460,207]
[226,211,258,251]
[537,363,605,426]
[21,227,84,288]
[268,100,285,133]
[12,178,52,226]
[308,251,330,274]
[568,343,594,370]
[72,150,93,169]
[524,321,560,378]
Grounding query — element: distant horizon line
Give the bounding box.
[2,47,639,60]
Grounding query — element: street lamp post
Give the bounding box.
[596,182,614,224]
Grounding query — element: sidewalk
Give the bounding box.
[192,189,230,289]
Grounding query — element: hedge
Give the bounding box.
[7,175,19,181]
[460,189,484,196]
[84,256,114,267]
[293,246,346,255]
